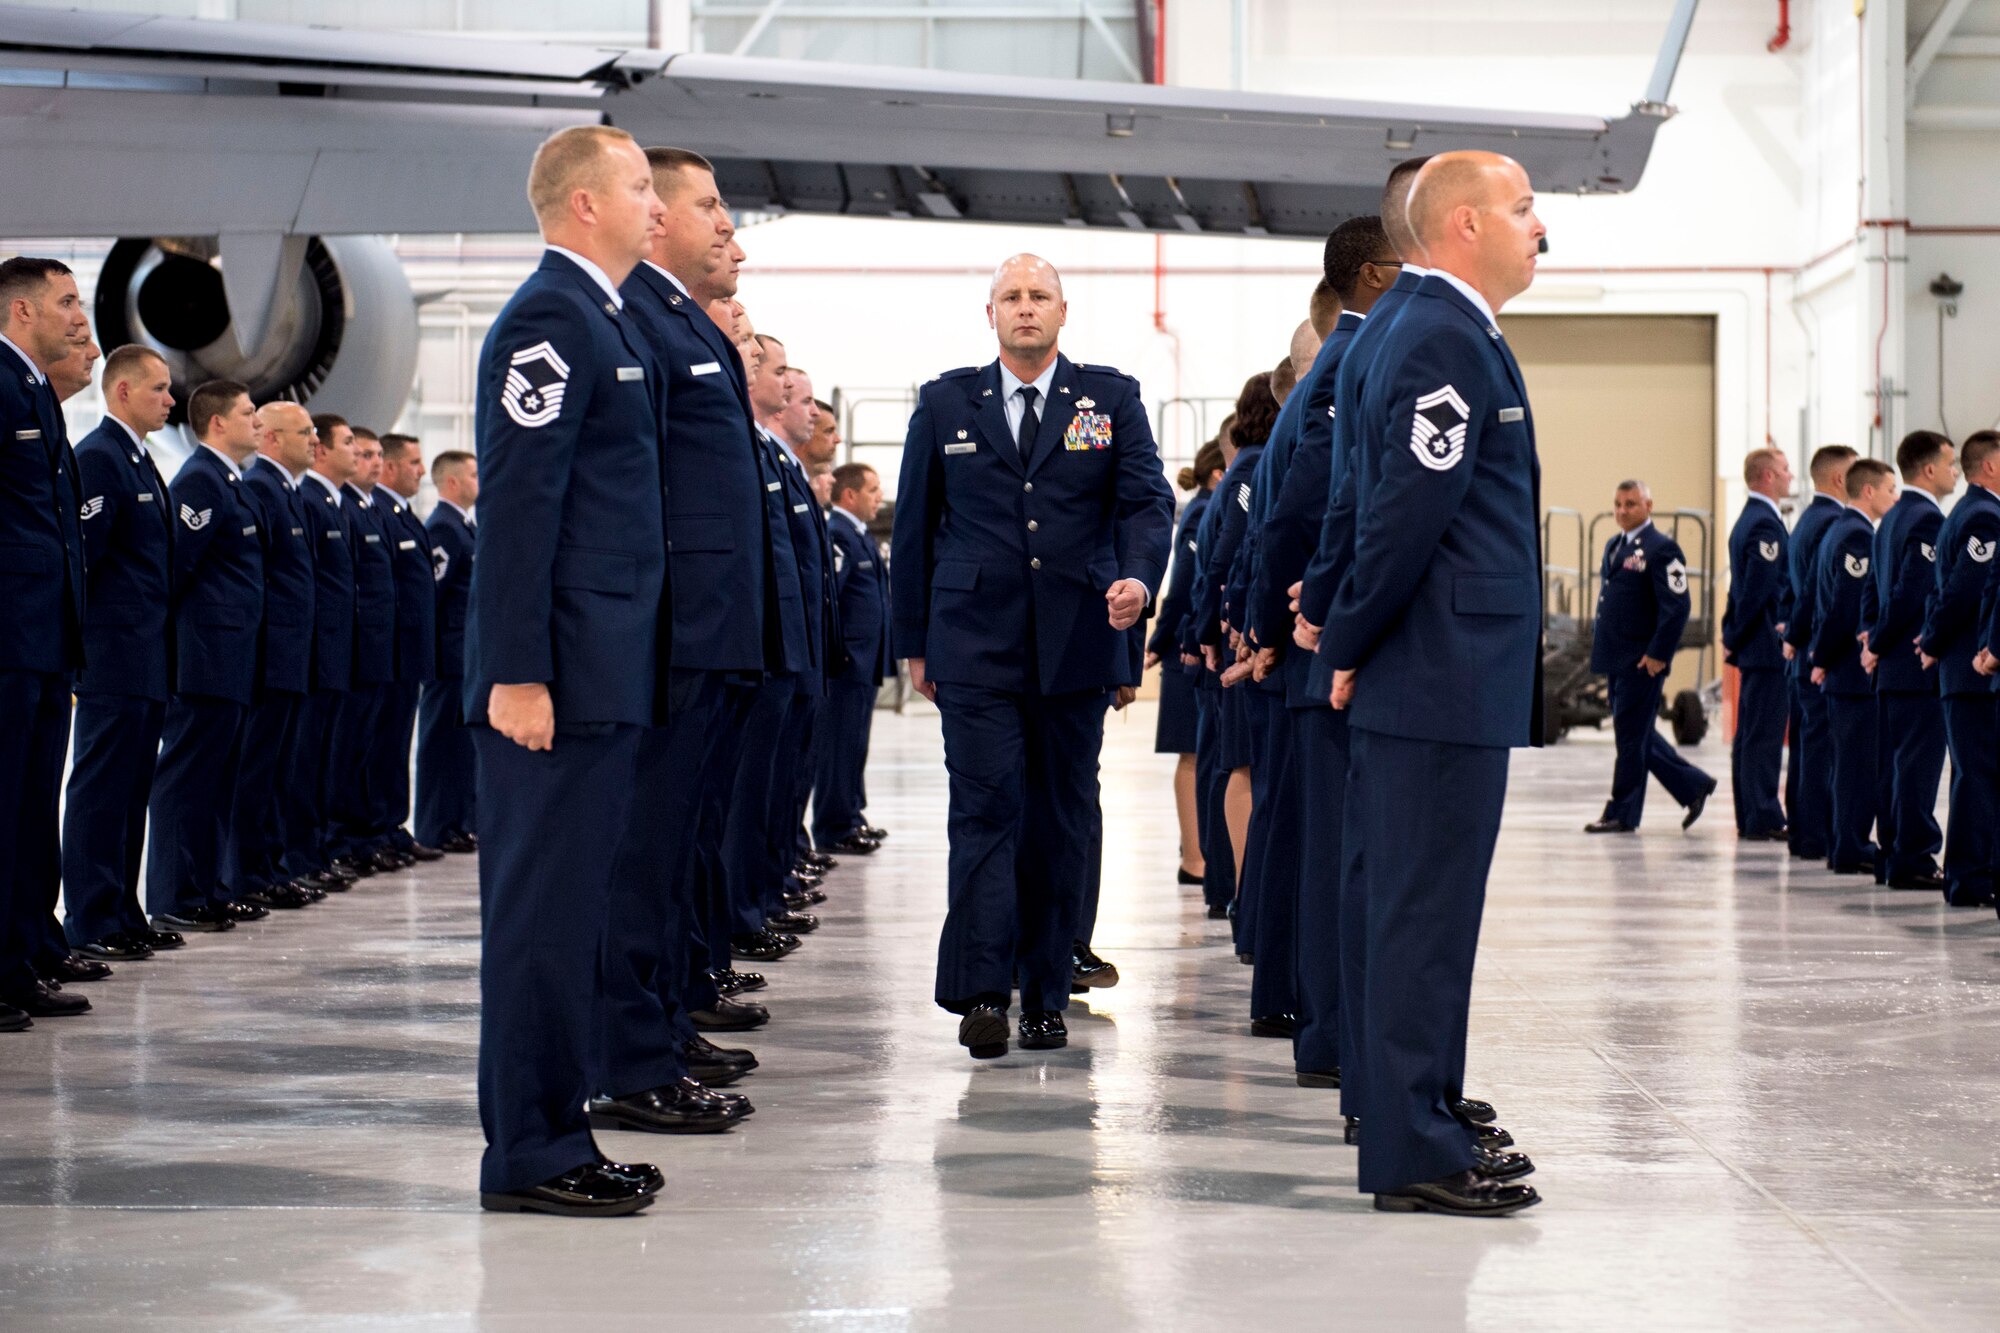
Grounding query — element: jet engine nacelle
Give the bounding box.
[94,234,418,432]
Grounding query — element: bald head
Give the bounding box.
[259,400,316,475]
[987,253,1068,370]
[1407,151,1545,313]
[1289,319,1322,376]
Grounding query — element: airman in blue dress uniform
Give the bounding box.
[328,436,397,872]
[813,462,891,852]
[147,380,266,932]
[62,347,181,957]
[893,253,1173,1060]
[1583,481,1715,834]
[1919,432,2000,908]
[1808,460,1898,873]
[1315,153,1544,1217]
[465,125,671,1217]
[1783,447,1857,861]
[288,416,360,893]
[1865,432,1953,890]
[1721,448,1793,841]
[372,435,441,862]
[415,450,478,853]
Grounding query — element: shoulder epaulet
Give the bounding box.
[933,366,979,382]
[1076,364,1137,383]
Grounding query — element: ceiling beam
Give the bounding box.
[1908,0,1977,107]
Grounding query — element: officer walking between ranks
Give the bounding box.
[467,124,672,1217]
[1317,151,1543,1217]
[813,462,891,853]
[225,402,320,913]
[62,346,184,960]
[147,380,266,934]
[0,258,92,1027]
[1784,445,1857,863]
[373,434,444,862]
[1865,431,1954,891]
[1583,480,1715,834]
[415,449,479,854]
[1722,447,1793,842]
[1807,459,1897,874]
[893,253,1173,1060]
[1920,429,2000,909]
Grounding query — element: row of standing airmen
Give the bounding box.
[1723,433,2000,913]
[1146,151,1553,1217]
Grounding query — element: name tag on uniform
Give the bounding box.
[766,481,781,492]
[398,539,417,550]
[325,529,343,540]
[859,560,876,569]
[137,492,155,502]
[364,533,381,544]
[792,503,809,514]
[291,527,304,536]
[241,525,257,536]
[944,442,977,455]
[690,361,722,377]
[617,366,644,382]
[1498,407,1525,423]
[15,429,40,440]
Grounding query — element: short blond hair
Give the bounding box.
[528,125,637,225]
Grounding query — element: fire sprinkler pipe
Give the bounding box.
[1767,0,1791,54]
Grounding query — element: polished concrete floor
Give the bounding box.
[3,705,1998,1331]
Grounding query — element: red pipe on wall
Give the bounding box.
[1767,0,1791,54]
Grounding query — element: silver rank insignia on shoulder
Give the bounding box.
[79,496,105,520]
[1758,540,1780,562]
[1844,553,1869,578]
[668,294,683,306]
[1666,559,1688,594]
[1059,386,1071,395]
[1921,542,1936,562]
[604,302,618,316]
[981,388,993,397]
[1075,397,1095,410]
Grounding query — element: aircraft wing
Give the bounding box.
[0,3,1683,241]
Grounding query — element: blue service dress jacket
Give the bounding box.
[427,502,474,681]
[73,421,172,700]
[1721,497,1789,671]
[1319,276,1544,750]
[892,354,1174,696]
[827,511,891,686]
[1590,523,1692,674]
[1147,489,1210,663]
[1187,441,1265,653]
[463,250,669,729]
[1920,484,2000,698]
[166,447,266,706]
[1865,491,1943,694]
[344,484,398,688]
[621,263,776,673]
[382,494,437,684]
[1807,509,1876,696]
[240,456,315,697]
[299,473,357,694]
[0,357,86,674]
[1784,493,1846,679]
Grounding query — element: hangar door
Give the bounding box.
[1500,314,1718,700]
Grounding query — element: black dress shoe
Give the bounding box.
[243,883,312,911]
[690,997,769,1031]
[440,832,478,854]
[0,1002,29,1032]
[4,978,91,1017]
[1344,1116,1360,1145]
[224,900,270,922]
[406,841,446,862]
[594,1158,664,1196]
[138,927,185,951]
[1889,870,1947,892]
[1584,817,1635,834]
[1947,885,1998,908]
[1452,1097,1497,1126]
[1475,1125,1516,1151]
[1177,867,1204,885]
[858,825,889,841]
[709,968,767,995]
[1472,1145,1535,1182]
[1828,860,1877,876]
[156,906,236,933]
[1250,1013,1295,1039]
[1019,1010,1067,1050]
[303,870,352,893]
[586,1078,750,1134]
[730,930,799,963]
[790,869,825,889]
[1738,827,1789,842]
[683,1034,758,1086]
[48,953,113,983]
[1682,785,1714,831]
[1374,1170,1540,1217]
[370,849,412,873]
[480,1162,658,1216]
[76,934,154,962]
[766,910,819,934]
[788,886,828,907]
[827,834,878,856]
[959,1004,1009,1059]
[328,855,375,879]
[1071,942,1119,989]
[1297,1068,1340,1089]
[290,878,328,903]
[803,851,837,873]
[1205,903,1228,919]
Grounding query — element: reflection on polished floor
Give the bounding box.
[3,705,1998,1330]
